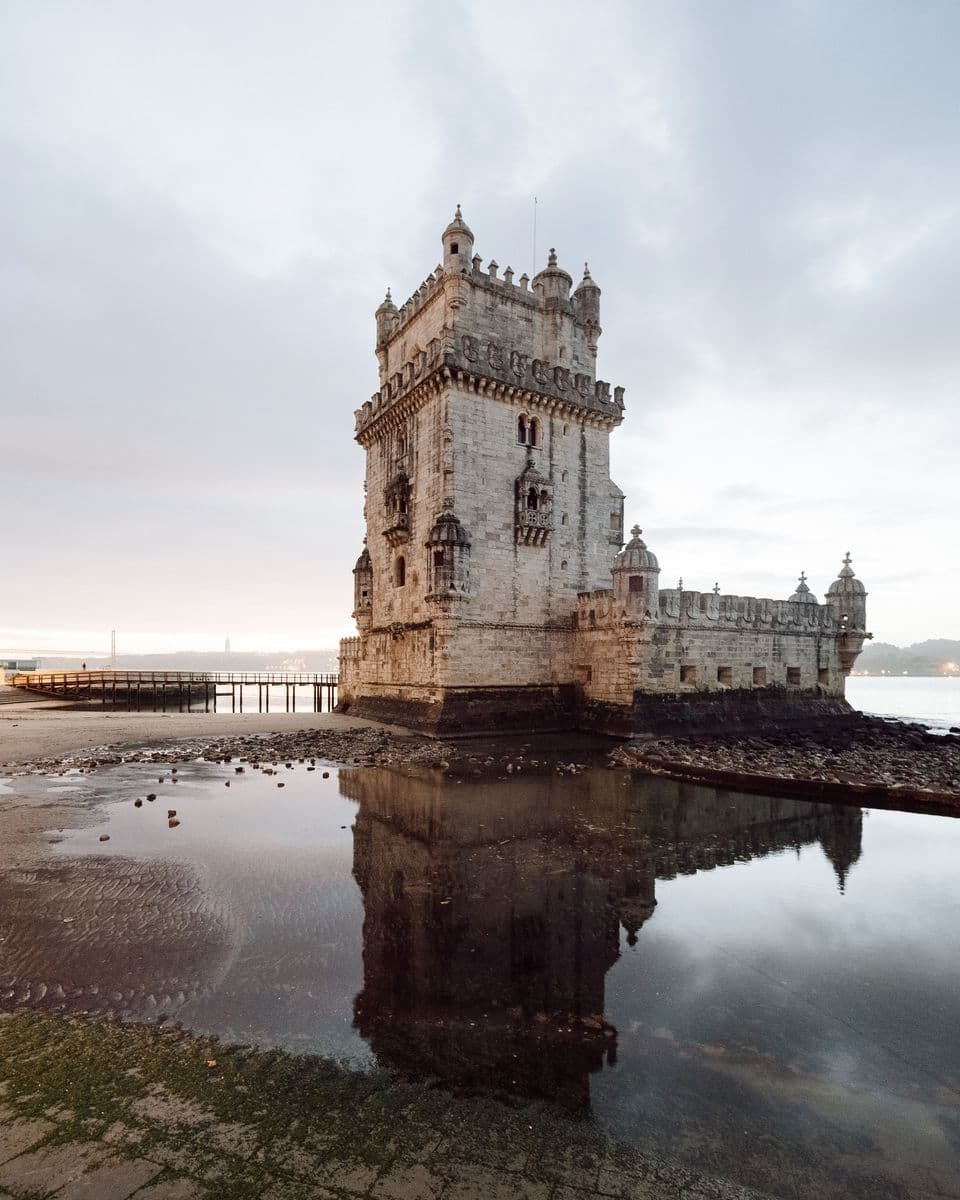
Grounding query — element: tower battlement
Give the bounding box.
[358,209,622,441]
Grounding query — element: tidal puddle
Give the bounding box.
[2,753,959,1198]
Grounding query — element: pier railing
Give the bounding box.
[9,670,339,714]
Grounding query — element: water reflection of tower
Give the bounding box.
[818,804,863,892]
[343,766,863,1113]
[346,768,637,1112]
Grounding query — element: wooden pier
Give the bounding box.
[9,670,339,714]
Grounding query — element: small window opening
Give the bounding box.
[529,418,539,447]
[395,556,406,587]
[818,667,830,685]
[561,560,568,570]
[450,242,459,254]
[787,666,801,685]
[539,488,549,507]
[753,666,767,686]
[717,666,733,686]
[562,424,568,435]
[561,470,568,482]
[517,415,527,444]
[680,664,697,685]
[561,512,568,525]
[434,550,445,568]
[629,575,644,593]
[526,487,539,510]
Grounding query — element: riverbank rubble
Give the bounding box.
[612,716,960,808]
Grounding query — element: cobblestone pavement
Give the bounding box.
[0,1015,779,1200]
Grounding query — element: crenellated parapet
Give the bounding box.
[355,334,623,440]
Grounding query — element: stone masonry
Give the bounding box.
[338,209,870,734]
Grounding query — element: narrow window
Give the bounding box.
[529,418,539,447]
[527,487,538,510]
[450,242,459,254]
[561,513,568,525]
[434,550,445,568]
[561,560,568,570]
[561,470,568,482]
[629,575,644,593]
[517,415,527,444]
[680,665,697,684]
[539,488,549,508]
[787,666,801,685]
[753,666,767,686]
[818,667,830,685]
[395,556,406,587]
[717,666,733,686]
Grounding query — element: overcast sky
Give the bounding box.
[2,0,957,655]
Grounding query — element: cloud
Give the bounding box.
[1,0,957,649]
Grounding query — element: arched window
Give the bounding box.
[526,487,539,510]
[517,415,527,444]
[395,556,406,587]
[528,418,540,447]
[539,488,550,508]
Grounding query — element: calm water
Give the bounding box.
[847,674,960,731]
[2,755,959,1199]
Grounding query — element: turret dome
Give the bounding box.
[353,544,372,573]
[442,205,475,270]
[789,571,818,604]
[426,510,470,547]
[826,552,866,597]
[442,203,474,244]
[573,262,600,296]
[615,526,659,572]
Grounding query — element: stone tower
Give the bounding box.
[339,208,870,735]
[339,208,626,730]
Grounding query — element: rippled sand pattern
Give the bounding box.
[0,855,237,1019]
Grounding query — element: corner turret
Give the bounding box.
[375,288,398,351]
[442,204,474,272]
[352,542,373,632]
[572,263,602,355]
[612,526,660,615]
[825,553,870,673]
[532,247,573,307]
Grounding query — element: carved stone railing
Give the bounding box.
[515,508,553,546]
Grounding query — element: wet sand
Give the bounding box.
[0,696,404,769]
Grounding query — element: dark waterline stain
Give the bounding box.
[2,753,959,1199]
